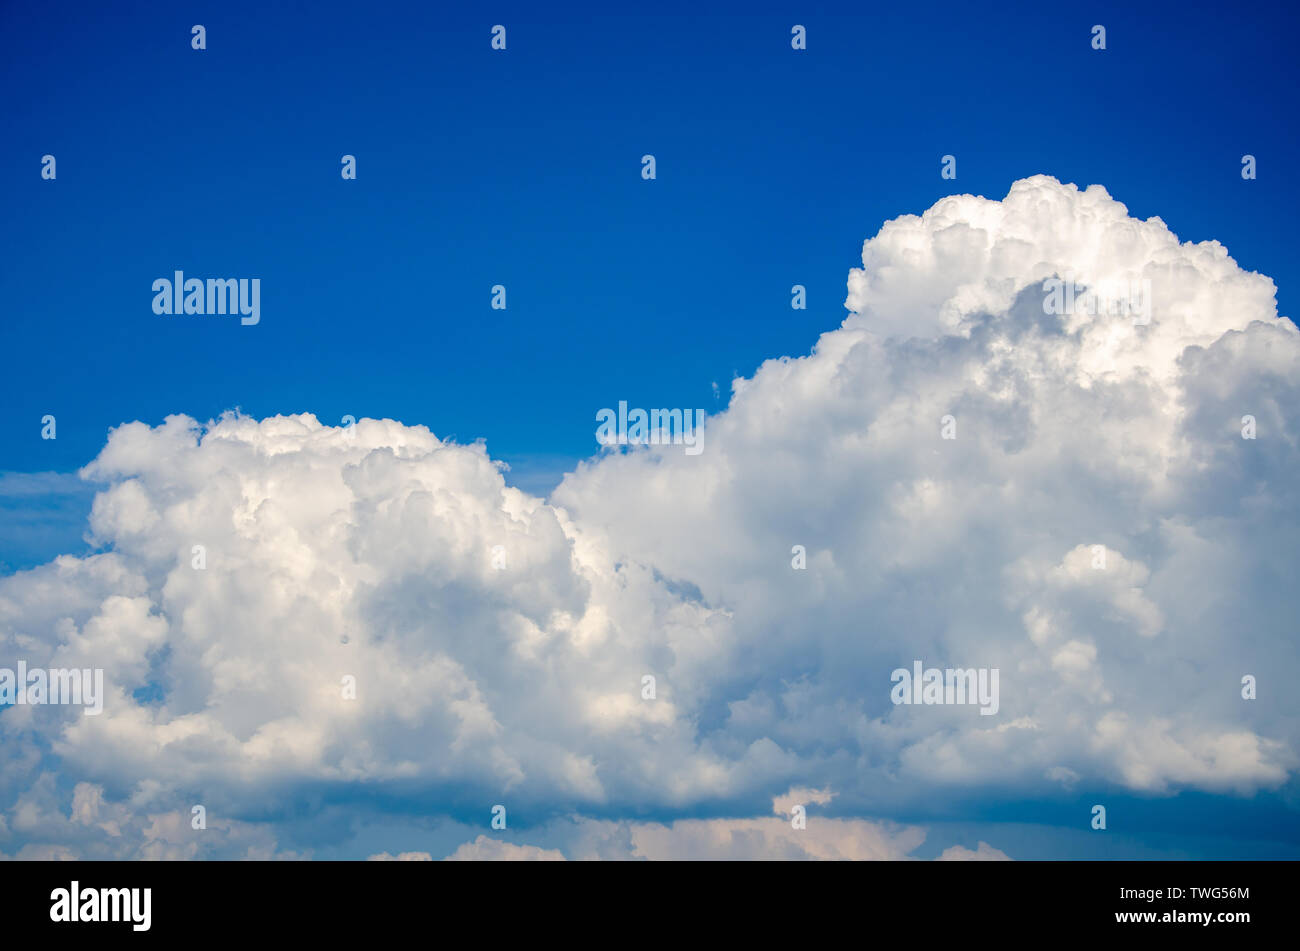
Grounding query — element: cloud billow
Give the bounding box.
[1,176,1295,858]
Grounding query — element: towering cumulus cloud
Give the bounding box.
[1,177,1296,859]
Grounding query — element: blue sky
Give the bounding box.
[1,0,1298,861]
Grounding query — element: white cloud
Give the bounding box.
[443,837,565,861]
[0,778,302,860]
[937,841,1012,861]
[442,789,926,860]
[1,176,1296,855]
[772,785,834,817]
[552,175,1298,802]
[368,851,433,861]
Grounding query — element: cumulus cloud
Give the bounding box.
[0,779,302,860]
[937,841,1012,861]
[441,789,925,860]
[368,851,433,861]
[552,175,1298,805]
[1,176,1296,857]
[609,813,923,861]
[443,837,565,861]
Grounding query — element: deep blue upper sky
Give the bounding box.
[2,0,1298,558]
